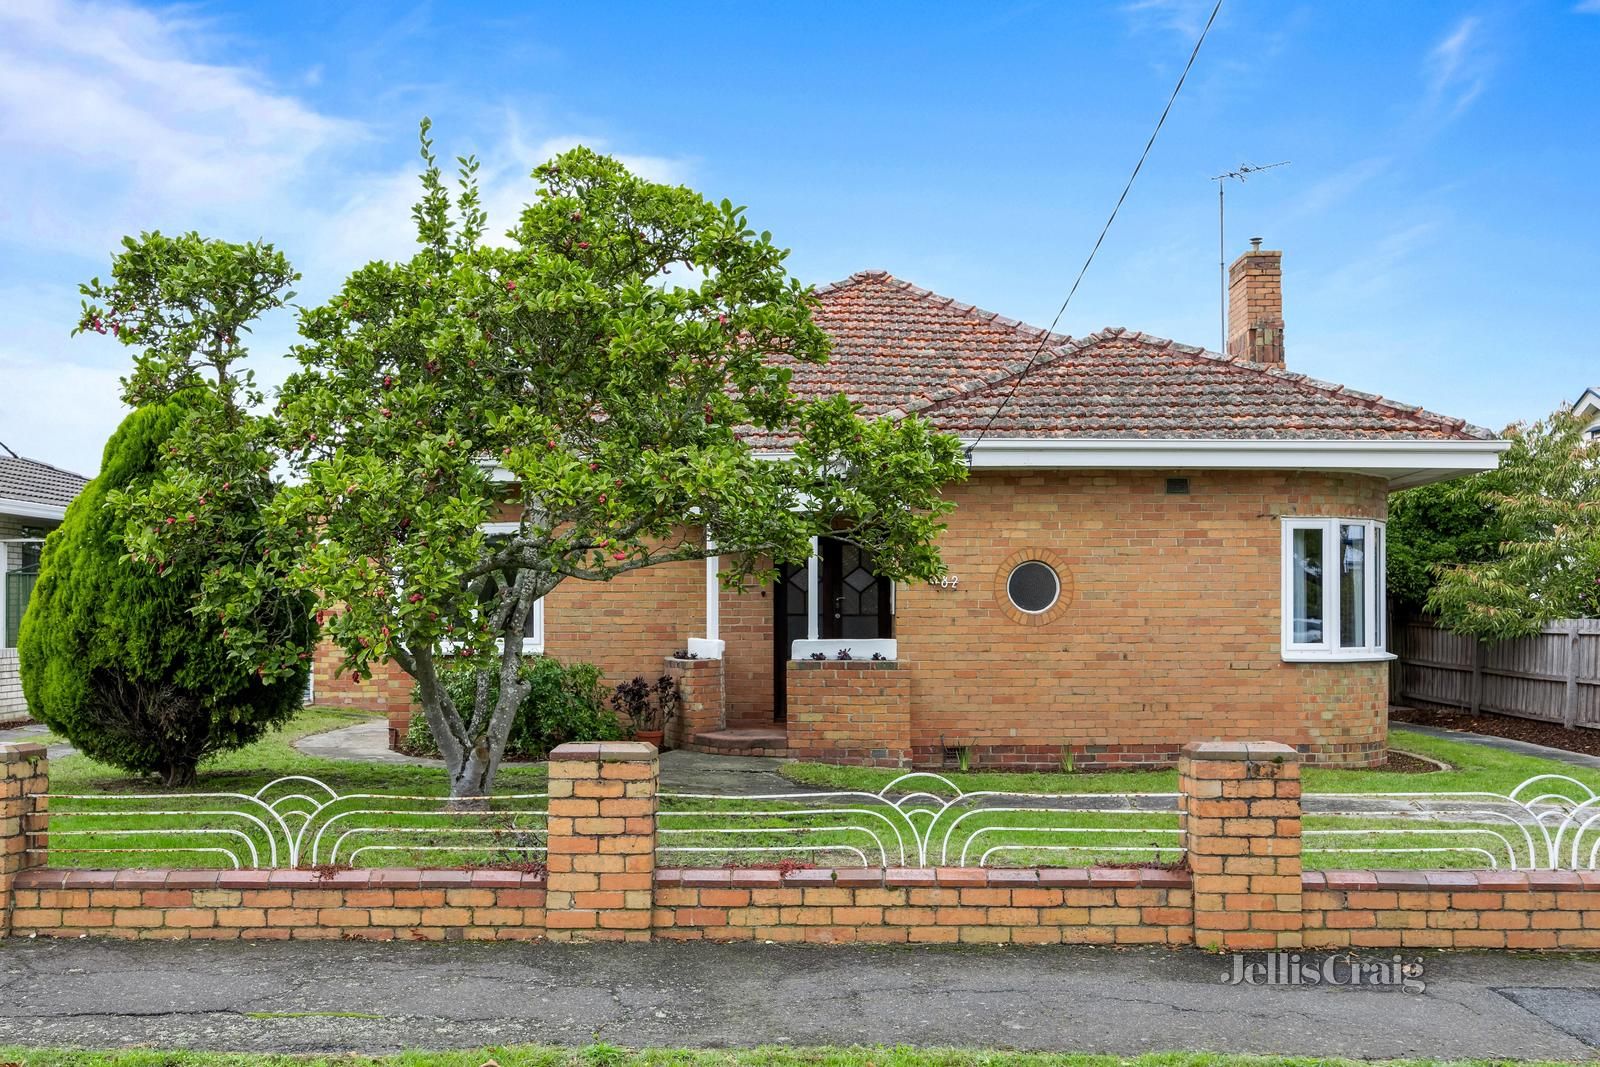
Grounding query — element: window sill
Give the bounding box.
[438,639,545,656]
[1281,650,1397,664]
[791,638,897,662]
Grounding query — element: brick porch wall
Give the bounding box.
[666,656,724,748]
[785,659,910,767]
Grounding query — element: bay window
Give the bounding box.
[1280,517,1388,661]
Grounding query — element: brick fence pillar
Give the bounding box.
[545,741,657,942]
[1179,740,1302,951]
[665,656,725,749]
[0,742,48,938]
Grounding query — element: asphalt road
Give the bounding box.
[0,938,1597,1058]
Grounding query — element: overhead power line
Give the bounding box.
[965,0,1225,461]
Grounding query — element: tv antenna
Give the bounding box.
[1211,160,1289,353]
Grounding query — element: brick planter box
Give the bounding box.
[785,659,910,767]
[387,709,414,751]
[665,656,724,749]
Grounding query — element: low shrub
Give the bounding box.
[403,656,621,759]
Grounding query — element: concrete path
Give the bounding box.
[293,718,440,767]
[0,939,1595,1057]
[0,721,76,760]
[293,720,803,795]
[1397,722,1600,772]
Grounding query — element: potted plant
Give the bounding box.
[612,674,680,749]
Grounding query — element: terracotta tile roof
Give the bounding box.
[0,453,89,511]
[757,270,1493,444]
[778,270,1070,419]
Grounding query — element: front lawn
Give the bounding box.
[40,706,549,870]
[45,706,548,797]
[777,727,1600,798]
[0,1047,1588,1067]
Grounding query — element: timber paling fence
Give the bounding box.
[1391,616,1600,730]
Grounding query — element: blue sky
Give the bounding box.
[2,0,1597,475]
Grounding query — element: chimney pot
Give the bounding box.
[1226,242,1285,368]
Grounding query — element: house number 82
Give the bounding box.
[932,575,960,589]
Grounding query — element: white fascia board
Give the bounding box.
[0,499,67,521]
[960,437,1508,488]
[748,438,1504,487]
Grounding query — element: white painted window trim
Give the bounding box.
[1280,517,1393,663]
[439,521,544,655]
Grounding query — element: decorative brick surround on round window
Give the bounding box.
[993,548,1074,626]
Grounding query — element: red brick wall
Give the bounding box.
[9,868,546,941]
[654,866,1193,945]
[15,866,1598,948]
[667,656,725,747]
[543,559,704,685]
[1181,741,1303,951]
[312,557,708,718]
[1303,870,1600,950]
[895,470,1390,768]
[719,569,776,728]
[312,469,1391,769]
[786,660,910,766]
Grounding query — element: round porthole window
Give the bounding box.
[1006,560,1060,614]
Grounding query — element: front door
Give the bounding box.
[772,538,893,720]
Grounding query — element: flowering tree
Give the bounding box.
[106,124,966,797]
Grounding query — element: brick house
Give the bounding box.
[316,245,1505,769]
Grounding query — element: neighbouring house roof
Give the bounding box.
[742,270,1505,487]
[0,449,89,520]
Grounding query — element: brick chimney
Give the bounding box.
[1226,238,1284,367]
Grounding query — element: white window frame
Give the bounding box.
[439,522,544,655]
[1280,517,1392,663]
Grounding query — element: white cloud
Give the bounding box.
[0,0,362,253]
[1575,0,1600,13]
[1424,16,1494,117]
[1120,0,1214,39]
[0,1,695,475]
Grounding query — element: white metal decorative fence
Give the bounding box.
[30,772,1600,872]
[38,775,549,869]
[1304,774,1600,870]
[659,771,1183,869]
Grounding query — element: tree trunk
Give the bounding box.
[449,742,497,801]
[162,758,199,788]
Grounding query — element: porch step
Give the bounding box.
[689,728,793,758]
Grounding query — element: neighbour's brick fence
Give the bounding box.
[4,739,1599,948]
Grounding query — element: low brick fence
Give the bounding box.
[4,739,1600,948]
[655,866,1191,945]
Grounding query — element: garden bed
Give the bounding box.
[1391,704,1600,757]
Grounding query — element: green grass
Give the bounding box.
[778,728,1600,798]
[41,706,550,871]
[33,715,1600,873]
[46,706,548,797]
[753,729,1600,871]
[0,1047,1588,1067]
